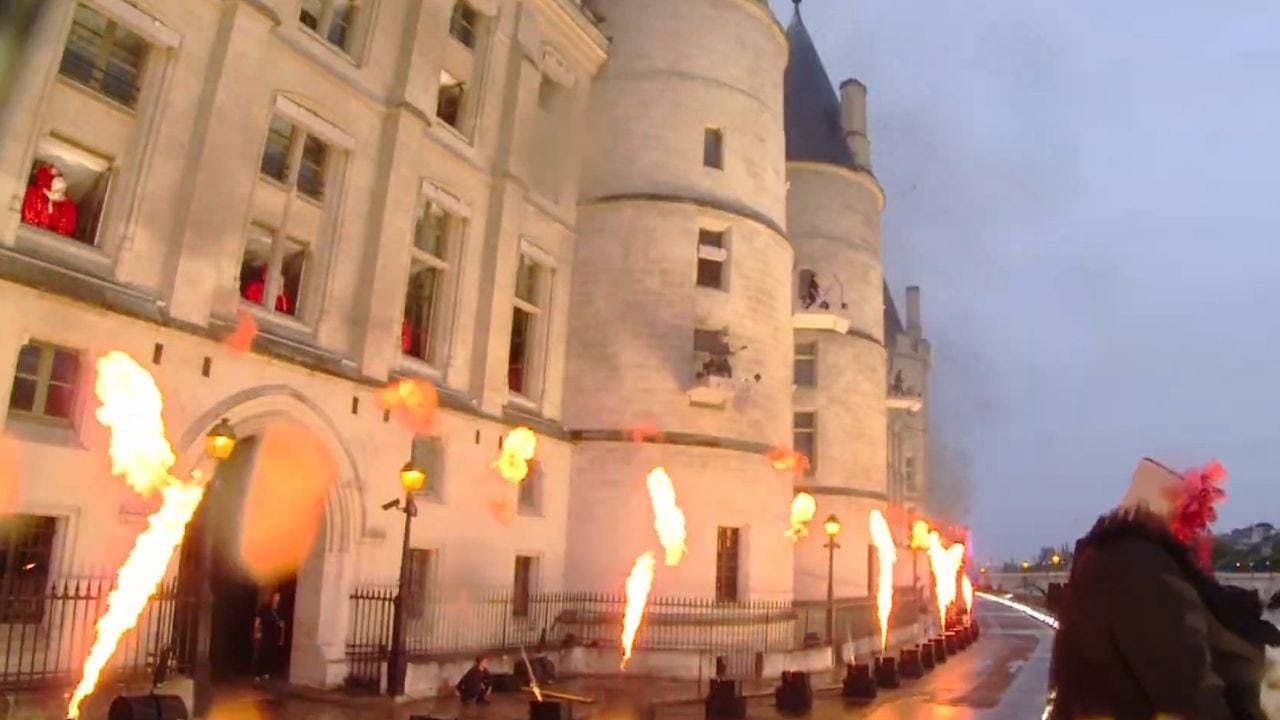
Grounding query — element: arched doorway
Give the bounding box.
[170,387,364,691]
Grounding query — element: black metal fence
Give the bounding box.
[792,587,925,648]
[345,587,797,687]
[0,576,184,691]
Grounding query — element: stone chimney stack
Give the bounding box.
[906,286,922,336]
[839,78,871,172]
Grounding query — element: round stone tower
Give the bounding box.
[563,0,794,600]
[782,10,889,603]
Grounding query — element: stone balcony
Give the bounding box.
[792,306,851,335]
[687,375,736,408]
[886,390,924,413]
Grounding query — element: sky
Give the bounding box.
[767,0,1280,562]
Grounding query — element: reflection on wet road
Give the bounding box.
[661,599,1053,720]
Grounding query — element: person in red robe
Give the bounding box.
[241,267,291,313]
[21,163,78,237]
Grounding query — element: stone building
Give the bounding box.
[0,0,931,693]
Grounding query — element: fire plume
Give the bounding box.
[868,510,897,652]
[376,378,439,434]
[910,520,966,629]
[785,492,817,541]
[645,467,686,566]
[620,552,656,669]
[494,427,538,484]
[767,448,810,474]
[67,352,207,719]
[225,309,258,352]
[961,574,974,615]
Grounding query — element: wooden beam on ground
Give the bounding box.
[521,687,596,703]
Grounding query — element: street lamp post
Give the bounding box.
[192,419,237,719]
[822,514,841,646]
[385,460,427,698]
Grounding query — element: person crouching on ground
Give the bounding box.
[1049,458,1279,720]
[457,655,493,704]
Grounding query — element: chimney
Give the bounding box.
[906,286,922,336]
[839,78,872,172]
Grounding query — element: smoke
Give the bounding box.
[926,431,974,526]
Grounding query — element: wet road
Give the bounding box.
[660,599,1053,720]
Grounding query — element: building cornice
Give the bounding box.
[794,485,889,502]
[582,193,787,240]
[569,429,775,456]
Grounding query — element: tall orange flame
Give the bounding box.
[620,552,656,669]
[785,492,817,541]
[911,520,965,629]
[645,467,686,566]
[869,510,897,652]
[494,427,538,484]
[961,574,974,615]
[67,352,207,719]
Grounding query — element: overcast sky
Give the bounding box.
[767,0,1280,561]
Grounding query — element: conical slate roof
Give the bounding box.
[783,9,856,169]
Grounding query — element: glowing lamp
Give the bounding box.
[823,514,841,538]
[399,461,427,494]
[1051,554,1062,566]
[206,418,237,460]
[1020,561,1030,571]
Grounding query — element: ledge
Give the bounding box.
[792,311,850,335]
[687,376,735,408]
[887,395,924,413]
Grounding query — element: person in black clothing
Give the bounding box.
[456,655,492,704]
[1049,458,1278,720]
[253,591,286,681]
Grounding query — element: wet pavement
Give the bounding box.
[15,602,1050,720]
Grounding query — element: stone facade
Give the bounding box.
[0,0,931,691]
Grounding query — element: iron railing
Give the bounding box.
[0,576,185,691]
[346,587,797,687]
[792,588,924,648]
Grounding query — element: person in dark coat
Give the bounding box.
[253,591,286,681]
[1049,458,1277,720]
[456,655,492,704]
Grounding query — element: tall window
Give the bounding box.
[793,412,816,475]
[904,456,917,493]
[448,1,479,48]
[512,555,536,618]
[508,254,549,398]
[409,436,444,502]
[259,115,330,201]
[704,127,724,169]
[437,71,466,130]
[715,527,740,602]
[239,224,307,317]
[8,342,80,423]
[403,548,435,621]
[403,202,457,364]
[21,145,112,246]
[518,460,541,516]
[794,342,817,387]
[0,516,57,624]
[58,4,147,109]
[299,0,362,54]
[696,229,727,290]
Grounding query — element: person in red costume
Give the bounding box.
[22,163,78,238]
[240,267,291,314]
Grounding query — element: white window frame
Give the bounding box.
[239,223,311,319]
[6,341,83,427]
[696,228,729,291]
[22,136,114,248]
[401,181,469,371]
[794,342,817,387]
[793,410,817,476]
[507,241,555,404]
[297,0,374,59]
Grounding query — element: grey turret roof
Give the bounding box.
[784,9,856,169]
[884,282,905,342]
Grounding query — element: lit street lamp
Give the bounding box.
[823,514,841,645]
[1051,554,1062,568]
[192,419,237,718]
[385,460,427,698]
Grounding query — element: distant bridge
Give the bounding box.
[983,570,1280,599]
